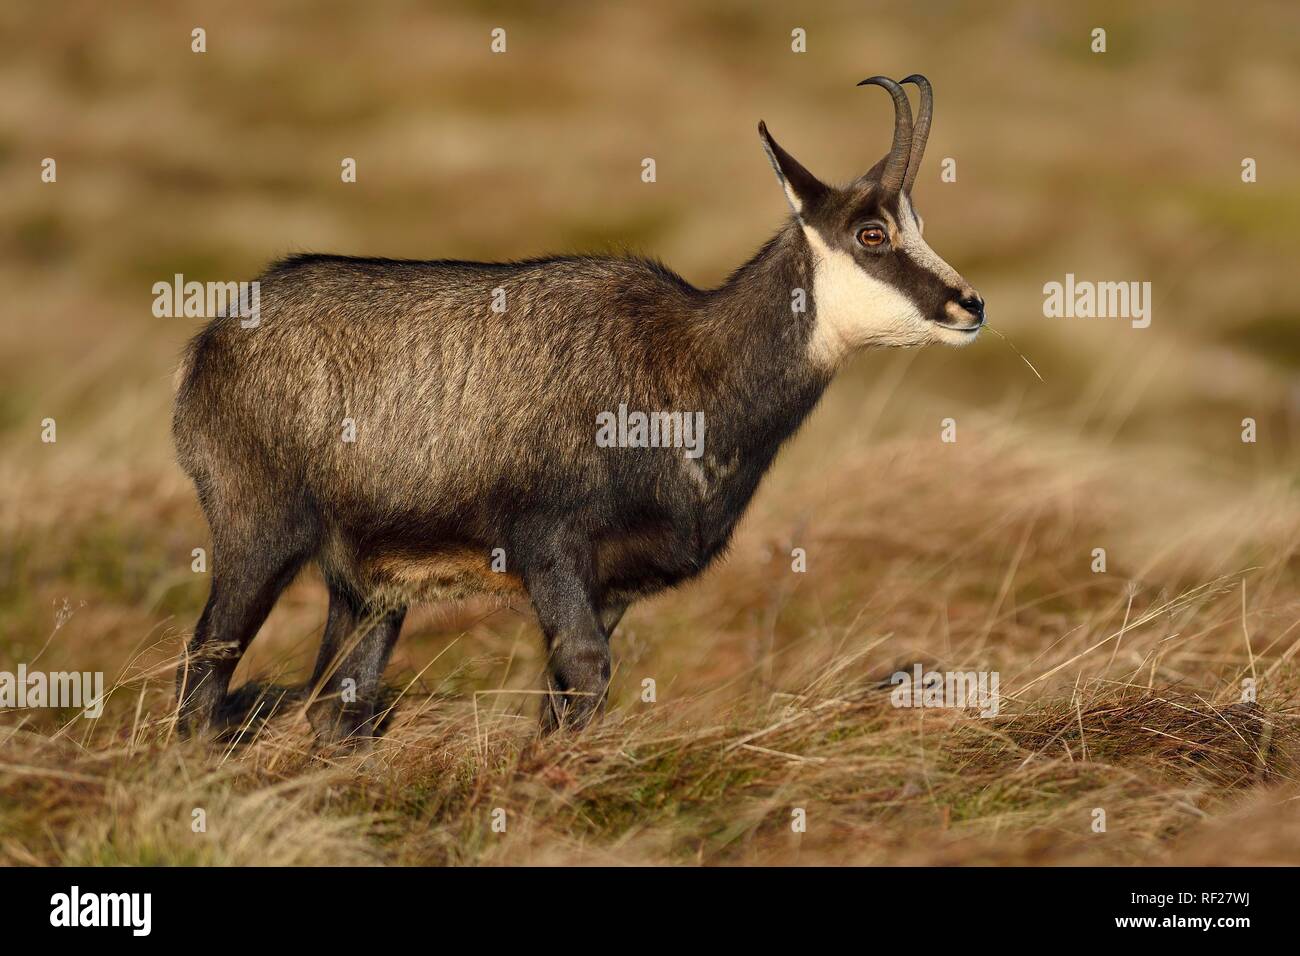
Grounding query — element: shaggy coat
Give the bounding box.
[173,75,982,741]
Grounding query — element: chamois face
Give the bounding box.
[758,77,983,367]
[797,179,984,360]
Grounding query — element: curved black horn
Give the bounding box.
[856,75,913,193]
[900,74,933,194]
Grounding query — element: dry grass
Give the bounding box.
[0,0,1298,865]
[2,424,1297,865]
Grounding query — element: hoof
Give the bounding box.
[307,699,383,746]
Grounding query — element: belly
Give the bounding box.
[324,512,722,607]
[359,547,528,604]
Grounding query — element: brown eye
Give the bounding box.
[857,226,886,247]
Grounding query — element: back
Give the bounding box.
[173,253,707,537]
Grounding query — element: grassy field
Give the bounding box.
[1,0,1298,865]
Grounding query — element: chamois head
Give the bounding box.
[759,74,984,364]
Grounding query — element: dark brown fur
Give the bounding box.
[174,229,834,739]
[173,81,979,742]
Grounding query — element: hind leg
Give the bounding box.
[176,520,314,737]
[306,582,406,743]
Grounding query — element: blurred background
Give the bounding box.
[0,0,1297,864]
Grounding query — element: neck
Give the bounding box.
[678,219,835,481]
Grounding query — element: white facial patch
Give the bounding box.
[802,225,925,365]
[802,196,976,367]
[895,194,965,291]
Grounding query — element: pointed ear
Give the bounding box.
[757,121,829,217]
[860,156,888,184]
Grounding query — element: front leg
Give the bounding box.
[522,544,609,734]
[306,582,406,744]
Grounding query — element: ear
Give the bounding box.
[860,156,887,183]
[757,121,829,217]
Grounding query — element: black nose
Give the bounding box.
[957,293,985,322]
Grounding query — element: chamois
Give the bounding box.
[173,75,984,742]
